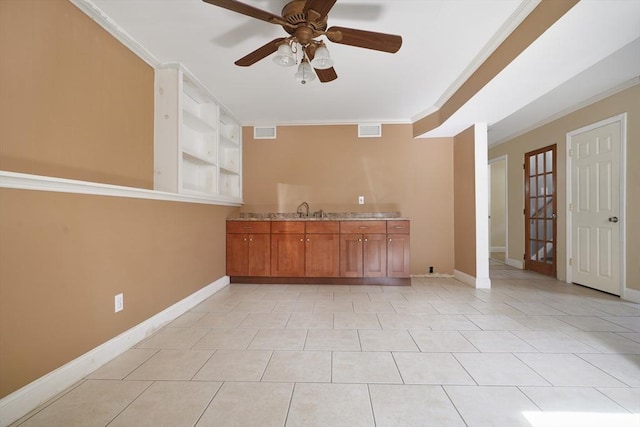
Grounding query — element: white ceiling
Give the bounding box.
[83,0,640,145]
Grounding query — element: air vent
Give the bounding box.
[358,124,382,138]
[254,126,277,139]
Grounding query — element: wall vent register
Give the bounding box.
[358,123,382,138]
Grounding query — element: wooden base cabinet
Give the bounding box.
[226,221,270,276]
[305,223,340,277]
[340,234,387,278]
[270,221,305,277]
[227,219,410,285]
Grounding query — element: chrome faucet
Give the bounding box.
[296,202,310,218]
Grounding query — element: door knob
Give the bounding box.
[608,216,619,223]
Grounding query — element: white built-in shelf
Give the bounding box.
[154,63,242,203]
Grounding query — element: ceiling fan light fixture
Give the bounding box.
[273,43,296,67]
[310,45,333,70]
[295,59,316,84]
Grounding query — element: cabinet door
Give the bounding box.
[248,234,271,276]
[271,234,305,277]
[306,234,340,277]
[387,234,410,278]
[364,234,387,277]
[340,234,363,277]
[226,233,248,276]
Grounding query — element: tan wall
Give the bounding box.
[0,0,236,397]
[453,126,477,276]
[0,0,153,188]
[490,159,506,249]
[489,84,640,289]
[242,124,455,275]
[0,189,235,397]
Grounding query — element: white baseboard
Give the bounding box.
[623,287,640,304]
[0,276,230,427]
[490,246,506,252]
[505,258,524,269]
[453,269,492,289]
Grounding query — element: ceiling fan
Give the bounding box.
[202,0,402,83]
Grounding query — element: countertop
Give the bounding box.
[228,212,409,221]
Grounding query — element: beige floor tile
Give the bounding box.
[358,330,419,351]
[137,327,210,349]
[273,301,315,312]
[353,301,395,313]
[512,330,600,353]
[304,329,361,351]
[197,382,293,427]
[332,352,402,383]
[389,301,438,314]
[430,302,482,315]
[190,299,239,313]
[556,315,633,332]
[193,349,272,381]
[286,383,374,427]
[393,353,474,385]
[368,292,407,302]
[87,349,158,379]
[166,311,207,328]
[313,301,354,312]
[408,330,478,352]
[369,384,465,427]
[109,381,221,427]
[570,331,640,353]
[239,312,291,328]
[333,313,381,329]
[286,312,333,329]
[377,313,431,329]
[444,385,539,427]
[248,328,307,350]
[192,328,258,350]
[464,314,530,330]
[597,387,640,412]
[126,349,213,380]
[191,312,248,329]
[18,380,151,427]
[332,293,372,303]
[460,330,538,352]
[454,353,550,386]
[421,314,480,331]
[232,300,277,313]
[262,350,331,382]
[515,353,627,386]
[520,386,627,412]
[577,353,640,386]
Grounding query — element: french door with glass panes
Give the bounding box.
[524,145,557,276]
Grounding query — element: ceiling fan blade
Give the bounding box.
[326,26,402,53]
[202,0,288,26]
[315,67,338,83]
[235,38,286,66]
[304,0,338,20]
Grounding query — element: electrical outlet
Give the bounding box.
[429,266,434,274]
[358,196,364,205]
[114,293,124,313]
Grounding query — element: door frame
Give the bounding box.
[565,113,627,294]
[489,155,509,263]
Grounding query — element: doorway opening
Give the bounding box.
[489,156,507,263]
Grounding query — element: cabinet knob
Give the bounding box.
[249,238,253,242]
[364,238,368,242]
[389,238,392,242]
[358,238,362,242]
[307,238,310,242]
[243,238,247,241]
[300,238,304,242]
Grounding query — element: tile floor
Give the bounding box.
[12,263,640,426]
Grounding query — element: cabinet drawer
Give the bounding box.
[271,221,305,234]
[306,221,339,234]
[227,221,270,234]
[340,221,386,234]
[387,220,410,234]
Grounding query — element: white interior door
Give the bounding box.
[570,120,621,295]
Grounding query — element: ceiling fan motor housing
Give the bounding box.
[282,0,328,38]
